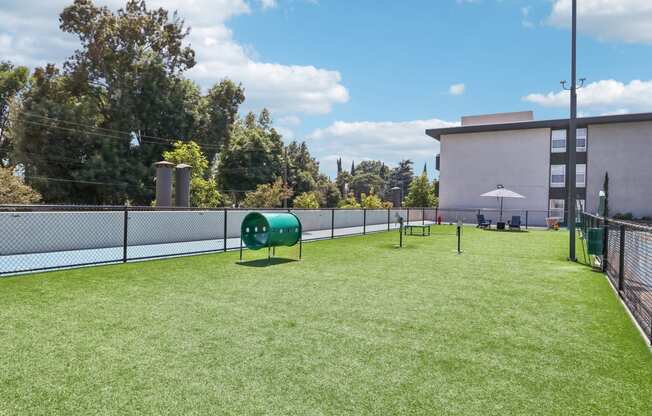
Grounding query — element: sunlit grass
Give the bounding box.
[1,226,650,415]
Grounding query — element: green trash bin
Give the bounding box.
[587,227,604,256]
[239,212,302,261]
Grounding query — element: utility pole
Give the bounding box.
[567,0,578,261]
[562,0,583,262]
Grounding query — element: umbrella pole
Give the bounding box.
[500,197,503,222]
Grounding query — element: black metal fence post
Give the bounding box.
[363,209,367,235]
[223,208,228,252]
[331,209,335,239]
[525,210,529,229]
[422,208,425,225]
[435,207,439,224]
[602,217,609,272]
[407,208,410,225]
[122,205,129,263]
[387,208,391,231]
[618,224,626,292]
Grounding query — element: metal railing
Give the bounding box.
[580,212,652,344]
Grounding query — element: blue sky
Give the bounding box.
[2,0,652,178]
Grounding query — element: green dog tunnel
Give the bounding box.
[239,212,302,262]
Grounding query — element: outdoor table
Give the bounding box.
[497,222,506,230]
[404,224,431,236]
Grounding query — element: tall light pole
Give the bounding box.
[561,0,583,261]
[568,0,578,261]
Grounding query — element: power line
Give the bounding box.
[27,175,256,193]
[15,111,224,151]
[16,110,286,153]
[17,150,285,175]
[28,175,155,189]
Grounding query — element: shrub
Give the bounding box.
[293,192,320,208]
[0,168,41,204]
[613,212,634,221]
[338,193,361,208]
[360,193,384,209]
[403,173,437,207]
[242,178,293,208]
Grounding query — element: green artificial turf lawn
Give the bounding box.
[1,226,651,415]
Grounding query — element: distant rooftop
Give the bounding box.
[461,111,534,126]
[426,111,652,141]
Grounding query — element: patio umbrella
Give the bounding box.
[480,186,525,221]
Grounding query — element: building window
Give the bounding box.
[550,199,565,218]
[551,129,567,153]
[576,128,587,152]
[550,164,566,187]
[576,164,586,188]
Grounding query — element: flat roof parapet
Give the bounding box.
[426,111,652,141]
[461,111,534,126]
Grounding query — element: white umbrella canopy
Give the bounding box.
[480,188,526,199]
[481,186,525,221]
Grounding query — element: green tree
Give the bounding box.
[335,170,352,197]
[404,173,437,207]
[162,141,225,207]
[0,167,41,204]
[0,61,29,167]
[317,178,341,208]
[14,65,118,204]
[242,177,292,208]
[350,172,384,198]
[190,177,226,208]
[163,141,208,178]
[293,192,320,208]
[388,159,414,199]
[196,79,245,162]
[21,0,201,204]
[286,141,320,196]
[217,112,284,201]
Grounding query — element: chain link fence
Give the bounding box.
[580,212,652,344]
[1,205,555,276]
[0,205,441,275]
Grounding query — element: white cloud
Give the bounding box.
[548,0,652,43]
[307,118,457,176]
[277,115,301,126]
[523,79,652,114]
[449,83,465,95]
[521,6,534,28]
[273,115,301,139]
[0,0,348,115]
[259,0,278,9]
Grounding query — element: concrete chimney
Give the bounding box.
[154,161,174,207]
[175,164,192,207]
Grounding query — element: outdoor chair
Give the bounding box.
[508,215,521,230]
[477,214,492,229]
